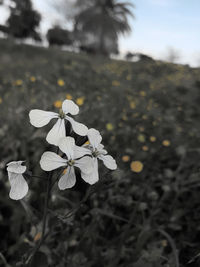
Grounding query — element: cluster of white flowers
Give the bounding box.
[6,100,117,200]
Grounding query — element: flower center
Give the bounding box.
[92,149,100,158]
[59,109,65,119]
[68,160,75,166]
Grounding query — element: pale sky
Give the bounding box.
[119,0,200,66]
[0,0,200,66]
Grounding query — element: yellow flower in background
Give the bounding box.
[142,114,148,120]
[137,134,146,143]
[122,155,130,162]
[106,123,114,131]
[176,126,182,132]
[139,126,145,132]
[15,79,23,86]
[162,140,171,147]
[122,114,128,121]
[142,145,149,151]
[54,100,62,108]
[150,136,156,142]
[126,74,132,80]
[66,93,72,100]
[112,80,120,86]
[140,91,146,97]
[76,97,85,106]
[0,97,2,104]
[133,112,139,118]
[130,101,136,109]
[57,79,65,86]
[30,76,36,82]
[130,161,143,173]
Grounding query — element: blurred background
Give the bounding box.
[0,0,200,266]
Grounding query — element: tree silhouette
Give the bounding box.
[73,0,134,55]
[6,0,41,41]
[47,26,73,47]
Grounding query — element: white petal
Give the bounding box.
[46,118,66,146]
[67,116,88,136]
[97,144,107,155]
[88,128,102,149]
[29,109,58,128]
[98,155,117,170]
[58,136,75,160]
[81,158,99,185]
[40,152,67,171]
[62,100,79,115]
[8,172,28,200]
[74,145,91,159]
[75,156,93,174]
[58,167,76,190]
[7,161,26,174]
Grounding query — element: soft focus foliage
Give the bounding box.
[0,39,200,266]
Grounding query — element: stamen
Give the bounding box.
[59,109,65,119]
[68,160,75,166]
[92,149,100,157]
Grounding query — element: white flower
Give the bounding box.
[29,100,88,146]
[40,136,95,190]
[6,161,28,200]
[75,128,117,183]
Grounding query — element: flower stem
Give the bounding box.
[41,171,52,239]
[26,171,52,266]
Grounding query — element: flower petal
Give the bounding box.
[29,109,58,128]
[75,156,93,174]
[88,128,102,149]
[7,161,26,174]
[58,136,75,160]
[58,167,76,190]
[46,118,66,146]
[97,144,107,155]
[74,145,91,159]
[40,152,67,171]
[62,100,79,115]
[98,155,117,170]
[8,172,28,200]
[81,158,99,185]
[67,116,88,136]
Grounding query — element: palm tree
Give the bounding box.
[74,0,134,55]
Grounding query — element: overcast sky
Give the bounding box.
[0,0,200,66]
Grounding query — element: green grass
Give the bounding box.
[0,38,200,266]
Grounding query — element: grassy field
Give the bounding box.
[0,38,200,266]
